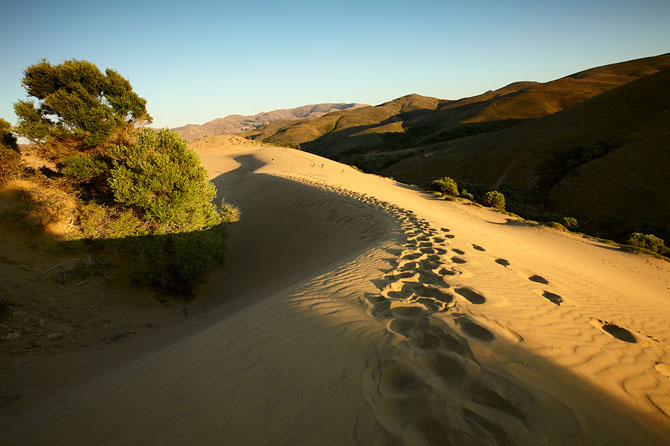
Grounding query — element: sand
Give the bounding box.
[1,135,669,445]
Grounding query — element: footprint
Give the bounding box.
[441,228,450,232]
[391,302,431,318]
[455,317,495,342]
[528,275,549,285]
[451,257,466,264]
[444,234,455,239]
[403,252,423,261]
[379,364,420,397]
[455,287,486,304]
[452,249,465,255]
[430,352,466,385]
[472,244,486,251]
[438,267,457,276]
[541,291,562,306]
[495,259,510,267]
[594,319,637,343]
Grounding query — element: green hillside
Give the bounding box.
[246,54,670,164]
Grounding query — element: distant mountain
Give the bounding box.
[244,53,670,241]
[172,103,367,141]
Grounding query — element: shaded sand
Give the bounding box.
[2,135,670,445]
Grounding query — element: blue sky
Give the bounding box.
[1,0,669,129]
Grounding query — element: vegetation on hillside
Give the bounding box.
[0,119,22,184]
[5,59,234,297]
[248,54,669,251]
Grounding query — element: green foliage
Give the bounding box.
[428,176,459,196]
[128,226,227,298]
[0,118,18,152]
[562,216,579,230]
[220,199,241,223]
[460,189,474,200]
[14,59,151,148]
[76,203,147,239]
[1,119,22,184]
[61,152,107,182]
[108,129,221,233]
[626,233,668,254]
[482,190,506,209]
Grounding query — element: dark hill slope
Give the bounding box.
[383,67,670,238]
[248,54,670,158]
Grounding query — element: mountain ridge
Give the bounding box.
[172,103,367,141]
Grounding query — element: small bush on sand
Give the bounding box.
[428,176,459,196]
[220,199,241,223]
[562,216,579,230]
[482,190,506,210]
[460,189,474,200]
[626,233,668,255]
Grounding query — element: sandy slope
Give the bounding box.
[2,135,669,445]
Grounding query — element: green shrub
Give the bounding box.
[61,152,107,182]
[220,199,241,223]
[76,203,146,239]
[626,233,667,254]
[0,119,22,184]
[108,129,221,234]
[482,190,506,210]
[129,225,227,298]
[562,216,579,230]
[428,176,459,196]
[0,118,18,152]
[460,189,474,200]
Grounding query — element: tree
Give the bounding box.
[108,129,221,234]
[482,190,506,210]
[14,59,151,149]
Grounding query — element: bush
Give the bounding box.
[76,203,146,239]
[428,176,459,196]
[61,152,107,182]
[1,118,18,152]
[108,129,221,234]
[220,199,241,223]
[129,226,227,298]
[626,233,667,254]
[482,190,506,210]
[0,119,22,184]
[460,189,474,200]
[562,216,579,230]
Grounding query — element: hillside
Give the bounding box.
[173,103,367,141]
[245,53,670,241]
[382,67,670,240]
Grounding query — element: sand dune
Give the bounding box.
[2,135,669,445]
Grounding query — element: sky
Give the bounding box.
[1,0,669,129]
